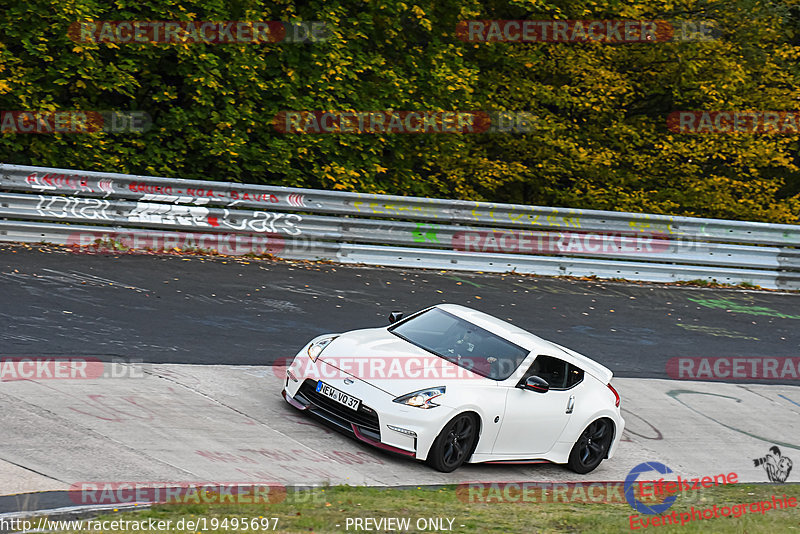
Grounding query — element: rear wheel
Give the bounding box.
[426,413,478,472]
[567,418,614,474]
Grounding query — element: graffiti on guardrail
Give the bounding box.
[412,223,441,244]
[3,164,800,289]
[11,170,297,208]
[484,209,583,228]
[352,200,440,219]
[127,203,212,227]
[35,196,113,220]
[30,195,304,236]
[214,209,302,235]
[129,181,282,205]
[24,171,96,192]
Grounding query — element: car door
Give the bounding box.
[491,355,585,456]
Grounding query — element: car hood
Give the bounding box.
[317,327,490,396]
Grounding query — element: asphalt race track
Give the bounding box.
[2,246,798,380]
[1,245,799,514]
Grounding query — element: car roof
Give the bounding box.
[434,303,613,383]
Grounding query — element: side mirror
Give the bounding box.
[522,376,549,393]
[388,311,404,324]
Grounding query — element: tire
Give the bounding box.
[426,413,479,472]
[567,418,614,474]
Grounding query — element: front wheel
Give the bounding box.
[567,418,614,474]
[426,413,479,472]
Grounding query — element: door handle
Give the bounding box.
[566,395,575,414]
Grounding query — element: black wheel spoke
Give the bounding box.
[456,418,469,435]
[573,420,612,467]
[443,443,455,463]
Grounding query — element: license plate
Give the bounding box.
[316,381,361,411]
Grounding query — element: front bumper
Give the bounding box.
[283,372,455,461]
[282,383,416,457]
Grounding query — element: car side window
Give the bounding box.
[565,363,584,388]
[523,355,584,390]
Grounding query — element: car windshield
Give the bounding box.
[389,308,530,380]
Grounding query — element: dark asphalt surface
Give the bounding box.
[1,245,798,382]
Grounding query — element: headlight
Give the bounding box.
[393,386,445,409]
[307,336,337,362]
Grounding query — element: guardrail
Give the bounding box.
[1,163,798,290]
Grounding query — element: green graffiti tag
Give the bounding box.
[412,223,440,244]
[667,389,800,450]
[687,298,800,320]
[444,275,482,288]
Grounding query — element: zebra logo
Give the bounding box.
[97,179,115,196]
[287,193,306,207]
[753,446,793,483]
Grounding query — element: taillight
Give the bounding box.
[607,383,620,407]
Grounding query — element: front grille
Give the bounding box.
[299,379,381,434]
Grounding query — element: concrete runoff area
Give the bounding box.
[0,364,797,509]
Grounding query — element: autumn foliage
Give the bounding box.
[1,0,799,223]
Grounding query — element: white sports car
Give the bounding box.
[282,304,624,473]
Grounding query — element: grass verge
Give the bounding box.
[48,483,800,534]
